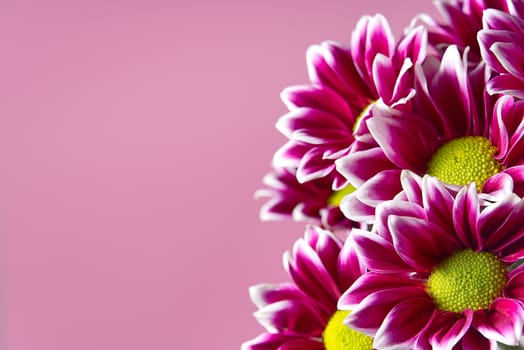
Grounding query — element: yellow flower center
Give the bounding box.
[426,136,502,191]
[328,184,356,207]
[427,249,507,313]
[323,310,373,350]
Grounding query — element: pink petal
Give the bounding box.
[338,272,420,309]
[254,300,326,335]
[249,283,303,308]
[373,297,434,349]
[389,215,460,272]
[429,309,473,349]
[335,147,394,187]
[367,115,437,171]
[375,199,426,242]
[505,264,524,300]
[430,45,472,139]
[344,286,429,335]
[352,228,413,273]
[473,298,524,345]
[453,184,481,250]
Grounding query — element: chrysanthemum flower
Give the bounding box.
[337,44,524,222]
[416,0,521,61]
[273,14,427,190]
[478,9,524,98]
[242,226,373,350]
[338,171,524,349]
[255,167,356,230]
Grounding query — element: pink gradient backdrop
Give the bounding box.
[0,1,437,349]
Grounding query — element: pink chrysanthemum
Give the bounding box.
[337,44,524,222]
[273,14,427,190]
[338,171,524,349]
[416,0,522,61]
[255,168,356,230]
[242,226,372,350]
[479,9,524,98]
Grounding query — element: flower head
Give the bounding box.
[337,44,524,222]
[242,226,372,350]
[338,171,524,349]
[273,15,427,190]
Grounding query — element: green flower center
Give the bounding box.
[426,136,502,191]
[427,249,507,313]
[323,310,373,350]
[328,184,356,207]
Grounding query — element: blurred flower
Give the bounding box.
[256,167,356,230]
[242,226,372,350]
[416,0,522,61]
[479,9,524,98]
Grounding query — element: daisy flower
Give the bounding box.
[242,226,372,350]
[338,171,524,349]
[273,14,427,190]
[479,8,524,98]
[255,167,356,230]
[337,44,524,222]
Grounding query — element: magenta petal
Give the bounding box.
[254,300,326,335]
[422,175,455,233]
[286,239,341,307]
[430,45,472,139]
[473,298,524,345]
[373,297,434,349]
[482,172,514,199]
[352,228,413,273]
[281,85,352,120]
[491,42,524,81]
[488,74,524,99]
[505,264,524,300]
[338,271,420,309]
[375,199,426,242]
[297,147,335,183]
[367,115,436,171]
[339,192,375,223]
[399,170,424,206]
[372,53,395,103]
[336,147,394,187]
[504,166,524,196]
[396,25,427,64]
[355,169,403,208]
[430,309,473,349]
[273,141,307,168]
[459,328,493,350]
[453,184,481,250]
[337,235,365,291]
[344,286,428,335]
[389,215,459,272]
[478,193,524,252]
[249,283,303,308]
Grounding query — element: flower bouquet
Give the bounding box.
[242,1,524,349]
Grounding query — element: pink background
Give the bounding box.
[0,1,436,349]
